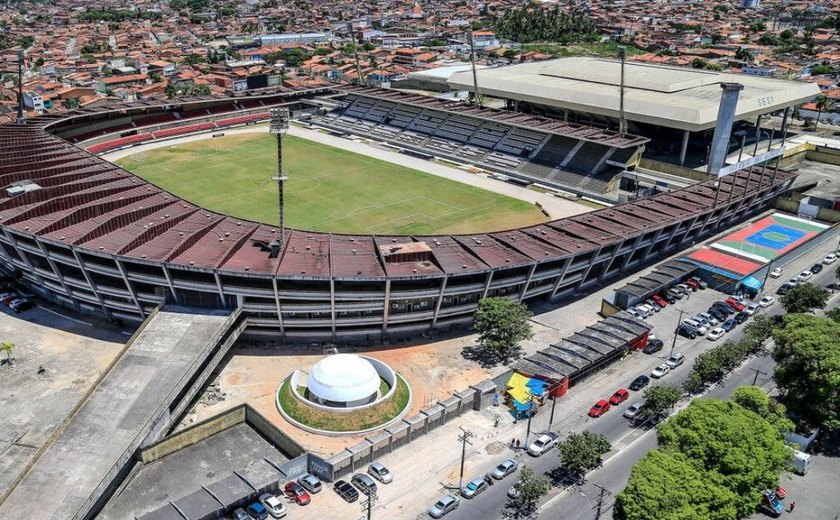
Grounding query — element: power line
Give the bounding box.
[457,427,474,490]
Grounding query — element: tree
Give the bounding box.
[810,63,833,75]
[0,341,14,365]
[556,431,612,481]
[506,466,549,516]
[731,385,794,435]
[780,282,829,313]
[735,46,754,62]
[636,384,681,423]
[494,5,597,44]
[814,94,833,132]
[827,307,840,323]
[615,450,740,520]
[691,57,707,68]
[503,48,517,59]
[742,314,774,349]
[772,314,840,429]
[164,83,177,98]
[182,53,203,66]
[471,297,533,363]
[656,399,791,517]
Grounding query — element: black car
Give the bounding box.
[811,263,823,274]
[777,283,792,295]
[711,302,735,315]
[334,480,359,503]
[643,338,664,354]
[734,311,749,324]
[677,324,698,339]
[662,292,677,304]
[708,308,728,322]
[629,374,650,391]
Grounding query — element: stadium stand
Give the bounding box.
[309,86,648,197]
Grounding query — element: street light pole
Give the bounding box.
[670,309,687,357]
[524,393,535,448]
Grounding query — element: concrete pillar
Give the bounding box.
[779,106,791,146]
[679,129,690,165]
[707,82,744,176]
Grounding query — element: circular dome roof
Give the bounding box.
[307,354,381,403]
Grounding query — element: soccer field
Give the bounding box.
[115,132,548,235]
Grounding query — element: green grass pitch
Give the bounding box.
[115,132,548,235]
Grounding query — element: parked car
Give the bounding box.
[665,352,685,369]
[744,303,760,315]
[491,459,519,480]
[461,477,488,499]
[682,318,707,335]
[232,509,250,520]
[507,486,520,499]
[810,263,823,274]
[689,276,708,289]
[247,502,269,520]
[527,432,559,456]
[725,298,745,312]
[623,402,644,420]
[708,308,728,322]
[677,324,698,339]
[334,480,359,503]
[823,253,837,265]
[643,338,664,354]
[351,473,378,496]
[697,312,719,326]
[651,364,671,378]
[0,292,16,304]
[759,296,775,308]
[734,311,750,324]
[589,399,611,418]
[711,302,735,315]
[721,318,737,332]
[8,299,33,313]
[777,283,793,295]
[645,298,662,311]
[666,288,683,300]
[651,294,668,307]
[798,271,813,282]
[684,279,700,291]
[787,277,800,287]
[284,481,312,505]
[428,495,460,518]
[628,307,646,319]
[675,283,693,294]
[707,327,726,341]
[629,374,650,391]
[609,388,630,406]
[368,463,393,484]
[637,304,655,317]
[259,493,287,519]
[769,267,783,278]
[298,474,322,494]
[662,291,678,304]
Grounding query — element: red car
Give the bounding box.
[651,294,667,307]
[588,399,611,418]
[608,388,630,406]
[284,481,312,505]
[725,297,745,312]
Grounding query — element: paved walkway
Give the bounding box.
[100,124,591,221]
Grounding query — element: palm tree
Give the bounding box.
[814,94,833,132]
[0,341,14,365]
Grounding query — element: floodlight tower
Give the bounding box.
[269,107,290,257]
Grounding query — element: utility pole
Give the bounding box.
[457,427,474,490]
[360,491,378,520]
[269,108,290,257]
[590,482,612,520]
[466,29,481,107]
[17,50,25,125]
[670,309,687,357]
[524,393,536,447]
[617,46,627,136]
[548,381,561,430]
[750,367,769,386]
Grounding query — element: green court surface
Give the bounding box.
[116,133,548,235]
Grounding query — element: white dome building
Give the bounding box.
[307,354,382,407]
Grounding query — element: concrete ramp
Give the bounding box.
[0,306,244,520]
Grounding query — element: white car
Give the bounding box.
[744,303,759,315]
[707,327,725,341]
[682,318,707,335]
[787,278,800,286]
[799,271,813,282]
[824,253,837,265]
[697,312,719,326]
[665,352,685,369]
[507,485,520,499]
[259,493,287,519]
[623,402,644,419]
[651,364,671,378]
[769,267,783,278]
[759,296,775,308]
[527,433,559,457]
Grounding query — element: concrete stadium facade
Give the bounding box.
[0,93,795,343]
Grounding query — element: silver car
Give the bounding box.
[491,459,518,480]
[368,462,393,484]
[461,477,488,498]
[297,473,322,493]
[623,402,644,419]
[428,494,460,518]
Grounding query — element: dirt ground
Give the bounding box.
[181,333,511,457]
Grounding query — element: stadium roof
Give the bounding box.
[447,58,820,132]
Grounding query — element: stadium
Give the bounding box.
[0,79,797,344]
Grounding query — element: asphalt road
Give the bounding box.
[442,242,839,520]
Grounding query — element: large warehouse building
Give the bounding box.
[448,58,820,166]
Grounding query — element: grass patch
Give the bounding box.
[279,376,410,432]
[520,41,646,58]
[116,133,547,234]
